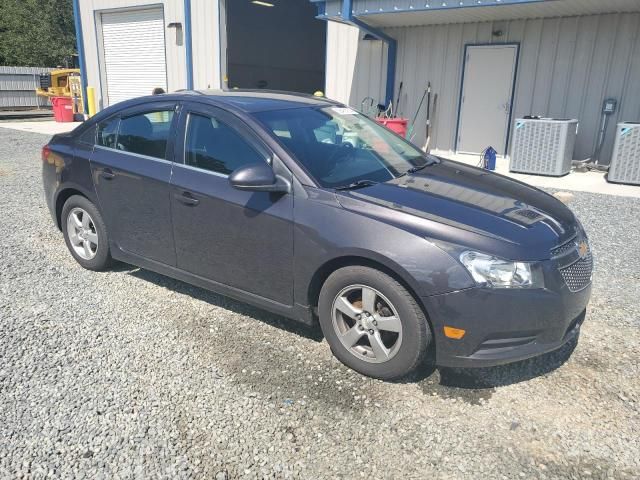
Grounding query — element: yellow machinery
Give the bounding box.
[36,69,85,116]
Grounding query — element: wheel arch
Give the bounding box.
[54,186,92,230]
[307,255,437,362]
[307,255,433,328]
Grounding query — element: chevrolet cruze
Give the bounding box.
[42,91,592,380]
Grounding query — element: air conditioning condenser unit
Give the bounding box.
[510,118,578,176]
[608,122,640,185]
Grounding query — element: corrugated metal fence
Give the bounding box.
[0,66,54,110]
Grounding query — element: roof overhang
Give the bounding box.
[316,0,640,28]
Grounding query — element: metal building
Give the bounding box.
[318,0,640,164]
[74,0,326,111]
[73,0,640,164]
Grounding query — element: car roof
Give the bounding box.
[84,90,340,126]
[193,90,340,113]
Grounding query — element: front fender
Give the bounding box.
[293,188,474,307]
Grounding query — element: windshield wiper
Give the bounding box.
[401,157,440,176]
[334,179,378,191]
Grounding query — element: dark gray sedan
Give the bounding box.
[42,91,592,380]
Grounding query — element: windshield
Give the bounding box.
[255,106,435,189]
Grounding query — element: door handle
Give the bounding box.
[175,191,200,206]
[100,168,115,180]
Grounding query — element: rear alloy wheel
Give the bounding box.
[66,207,99,260]
[319,266,431,380]
[61,195,112,271]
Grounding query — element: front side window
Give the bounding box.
[255,106,434,188]
[116,110,174,159]
[97,117,119,149]
[184,113,265,175]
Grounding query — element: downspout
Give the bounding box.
[184,0,194,89]
[72,0,88,112]
[342,0,396,106]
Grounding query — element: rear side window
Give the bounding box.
[117,111,174,160]
[184,113,264,175]
[97,117,119,149]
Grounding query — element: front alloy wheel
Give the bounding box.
[319,266,431,380]
[332,285,403,363]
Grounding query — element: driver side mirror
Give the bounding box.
[229,162,291,193]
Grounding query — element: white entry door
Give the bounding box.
[456,45,518,155]
[101,8,167,106]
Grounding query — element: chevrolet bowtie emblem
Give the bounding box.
[578,241,589,259]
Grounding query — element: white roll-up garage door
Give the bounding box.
[101,8,167,106]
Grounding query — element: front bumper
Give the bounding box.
[422,263,591,368]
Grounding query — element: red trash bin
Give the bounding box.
[51,96,75,123]
[375,117,408,137]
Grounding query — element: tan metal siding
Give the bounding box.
[325,22,387,107]
[326,12,640,163]
[191,0,223,90]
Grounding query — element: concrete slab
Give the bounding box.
[432,150,640,199]
[0,120,82,136]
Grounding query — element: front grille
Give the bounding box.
[559,251,593,292]
[551,237,576,258]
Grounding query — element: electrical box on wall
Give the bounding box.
[602,98,618,115]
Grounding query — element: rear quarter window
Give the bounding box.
[77,125,97,146]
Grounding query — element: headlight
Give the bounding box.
[460,251,537,288]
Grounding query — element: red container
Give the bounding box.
[51,96,75,123]
[376,117,408,137]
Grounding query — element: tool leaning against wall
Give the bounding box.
[360,81,439,152]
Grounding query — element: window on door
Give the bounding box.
[117,111,174,160]
[184,113,265,175]
[97,117,120,149]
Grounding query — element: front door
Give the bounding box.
[456,44,518,155]
[170,103,294,305]
[90,102,177,265]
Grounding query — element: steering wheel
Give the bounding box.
[313,142,356,179]
[327,142,355,166]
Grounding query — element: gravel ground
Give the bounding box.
[0,126,639,479]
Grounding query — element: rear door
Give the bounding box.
[170,103,294,305]
[90,101,177,265]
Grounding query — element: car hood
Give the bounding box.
[335,159,578,261]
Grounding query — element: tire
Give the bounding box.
[318,266,431,380]
[61,195,113,271]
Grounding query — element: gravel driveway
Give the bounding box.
[1,126,638,479]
